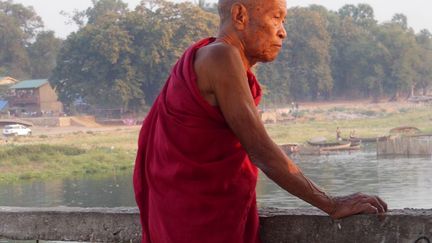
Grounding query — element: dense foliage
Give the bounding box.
[0,1,62,79]
[51,0,218,111]
[2,0,432,110]
[258,4,432,103]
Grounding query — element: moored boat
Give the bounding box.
[318,141,352,151]
[307,140,351,148]
[343,136,390,143]
[280,143,301,154]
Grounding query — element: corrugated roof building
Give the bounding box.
[10,79,48,89]
[8,79,63,116]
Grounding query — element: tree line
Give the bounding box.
[0,1,62,80]
[51,0,218,111]
[1,0,432,112]
[258,4,432,104]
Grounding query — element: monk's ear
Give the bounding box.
[231,3,248,30]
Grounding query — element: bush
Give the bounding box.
[0,145,86,160]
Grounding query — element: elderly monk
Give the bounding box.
[133,0,388,242]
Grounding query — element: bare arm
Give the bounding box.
[194,44,387,219]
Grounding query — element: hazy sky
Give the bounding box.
[12,0,432,38]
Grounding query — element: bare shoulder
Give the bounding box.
[194,42,247,106]
[195,42,245,78]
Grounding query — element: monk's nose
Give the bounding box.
[278,25,287,39]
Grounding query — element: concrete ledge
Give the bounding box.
[0,207,431,243]
[260,208,432,243]
[0,207,141,242]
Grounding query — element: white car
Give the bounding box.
[2,124,32,137]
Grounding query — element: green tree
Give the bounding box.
[125,0,218,105]
[338,4,376,28]
[286,7,333,100]
[0,1,43,40]
[376,21,419,100]
[392,13,408,30]
[0,0,43,78]
[414,29,432,95]
[86,0,128,24]
[51,13,135,110]
[28,31,62,79]
[51,0,218,112]
[331,5,386,99]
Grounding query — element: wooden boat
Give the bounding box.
[343,136,389,143]
[306,137,362,153]
[325,144,361,152]
[318,141,352,151]
[299,142,359,155]
[349,140,361,147]
[280,143,300,154]
[299,144,322,155]
[307,140,350,148]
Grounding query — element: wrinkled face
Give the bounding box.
[243,0,287,63]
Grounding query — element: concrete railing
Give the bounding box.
[0,207,431,243]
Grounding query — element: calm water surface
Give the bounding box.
[1,148,431,209]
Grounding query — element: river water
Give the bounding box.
[1,147,431,209]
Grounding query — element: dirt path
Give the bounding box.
[297,99,422,112]
[30,125,141,136]
[6,99,430,137]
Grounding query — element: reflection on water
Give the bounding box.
[0,148,431,209]
[0,174,135,207]
[257,149,432,209]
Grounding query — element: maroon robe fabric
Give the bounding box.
[133,37,262,243]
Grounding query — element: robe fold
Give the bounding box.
[133,37,262,243]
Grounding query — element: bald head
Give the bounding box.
[216,0,287,64]
[218,0,258,23]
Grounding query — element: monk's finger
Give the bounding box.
[357,203,378,215]
[352,192,365,200]
[350,200,370,215]
[375,196,388,212]
[363,196,385,213]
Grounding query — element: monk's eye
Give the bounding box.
[274,16,285,24]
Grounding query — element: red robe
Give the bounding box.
[133,38,262,243]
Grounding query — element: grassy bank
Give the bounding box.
[267,107,432,144]
[0,144,135,183]
[1,104,431,183]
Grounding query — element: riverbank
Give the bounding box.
[266,101,432,144]
[1,101,431,183]
[0,127,139,183]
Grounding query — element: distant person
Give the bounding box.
[133,0,387,242]
[290,101,295,112]
[336,127,342,141]
[350,129,357,139]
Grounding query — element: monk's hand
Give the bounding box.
[328,193,388,220]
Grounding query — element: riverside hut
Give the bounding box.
[377,135,432,156]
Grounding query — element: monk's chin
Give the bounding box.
[260,55,279,63]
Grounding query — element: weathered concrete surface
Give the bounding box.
[0,207,141,242]
[260,208,432,243]
[0,207,431,243]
